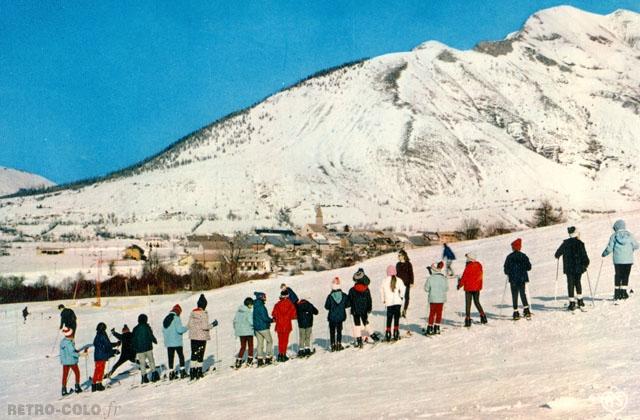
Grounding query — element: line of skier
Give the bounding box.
[55,219,638,397]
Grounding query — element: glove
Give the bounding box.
[601,252,607,258]
[114,349,120,355]
[115,341,121,347]
[211,320,218,328]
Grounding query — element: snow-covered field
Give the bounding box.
[1,211,638,419]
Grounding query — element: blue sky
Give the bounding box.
[1,1,639,184]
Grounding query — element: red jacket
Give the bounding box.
[272,298,297,334]
[459,261,483,292]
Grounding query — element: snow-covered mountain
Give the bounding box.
[0,166,54,197]
[1,6,639,238]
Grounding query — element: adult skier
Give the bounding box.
[58,304,77,337]
[325,277,350,351]
[22,306,29,323]
[503,238,532,320]
[296,297,319,357]
[602,219,639,300]
[555,226,590,310]
[162,304,189,379]
[457,253,487,327]
[424,261,448,335]
[380,265,406,341]
[187,294,217,380]
[253,292,273,367]
[348,270,372,347]
[396,250,414,318]
[272,289,297,362]
[233,297,254,368]
[442,243,457,276]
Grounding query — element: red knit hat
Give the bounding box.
[172,304,182,315]
[511,238,522,251]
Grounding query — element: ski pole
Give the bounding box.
[554,258,560,307]
[585,270,595,307]
[499,277,508,317]
[593,258,604,300]
[215,325,219,365]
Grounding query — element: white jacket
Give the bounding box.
[380,276,406,307]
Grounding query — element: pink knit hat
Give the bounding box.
[386,265,397,276]
[331,277,341,290]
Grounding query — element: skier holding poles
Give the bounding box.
[601,219,639,301]
[503,238,532,320]
[554,227,590,311]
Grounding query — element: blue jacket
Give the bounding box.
[233,305,254,337]
[443,244,456,260]
[324,290,350,323]
[162,312,188,348]
[285,287,299,304]
[503,251,532,285]
[424,272,449,304]
[602,220,639,264]
[59,338,79,366]
[93,332,117,362]
[252,295,272,332]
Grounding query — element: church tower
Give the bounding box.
[315,205,323,227]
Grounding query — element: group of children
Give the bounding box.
[56,219,638,396]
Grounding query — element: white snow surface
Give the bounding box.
[0,166,54,197]
[1,211,639,419]
[1,6,640,238]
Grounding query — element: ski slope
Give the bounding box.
[0,212,638,419]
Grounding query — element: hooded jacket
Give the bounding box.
[94,331,118,361]
[296,299,319,329]
[252,294,272,332]
[132,315,158,353]
[233,304,254,337]
[380,276,406,306]
[162,311,188,348]
[348,283,372,316]
[555,237,590,275]
[324,290,350,323]
[59,337,80,366]
[112,329,135,361]
[602,220,639,264]
[187,308,211,341]
[459,261,483,292]
[424,272,449,303]
[503,251,532,285]
[271,298,297,334]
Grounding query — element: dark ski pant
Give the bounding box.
[464,291,485,318]
[190,340,207,368]
[62,364,80,387]
[614,264,632,287]
[329,321,343,345]
[109,354,135,376]
[385,305,401,331]
[403,287,411,312]
[566,273,583,300]
[167,346,185,369]
[510,283,529,309]
[237,336,254,359]
[353,313,369,327]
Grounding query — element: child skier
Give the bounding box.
[602,219,639,300]
[396,250,414,318]
[380,265,406,341]
[253,292,273,367]
[457,253,487,327]
[348,271,372,347]
[187,294,217,380]
[555,227,590,310]
[233,297,254,368]
[132,314,159,383]
[272,289,297,362]
[296,297,319,356]
[60,327,84,396]
[162,304,189,380]
[92,322,120,392]
[503,238,532,319]
[424,261,448,335]
[106,324,135,378]
[280,283,299,304]
[442,243,457,276]
[325,277,351,350]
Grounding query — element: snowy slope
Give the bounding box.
[1,6,639,238]
[0,166,54,197]
[1,211,639,419]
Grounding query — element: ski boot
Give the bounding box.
[614,289,620,300]
[141,374,150,384]
[169,371,177,380]
[568,301,576,311]
[91,384,96,392]
[189,368,196,380]
[246,357,253,367]
[480,313,488,324]
[257,358,264,367]
[392,329,400,341]
[265,356,273,366]
[197,367,204,379]
[464,317,471,327]
[434,325,441,335]
[305,348,313,357]
[74,383,82,394]
[577,298,585,308]
[235,358,243,369]
[61,387,69,397]
[384,330,392,342]
[282,354,289,362]
[523,307,531,318]
[297,349,305,357]
[513,311,520,321]
[95,383,105,392]
[151,371,160,383]
[622,289,629,299]
[356,337,363,348]
[179,369,188,379]
[425,325,434,336]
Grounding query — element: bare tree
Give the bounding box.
[459,218,482,240]
[531,199,565,227]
